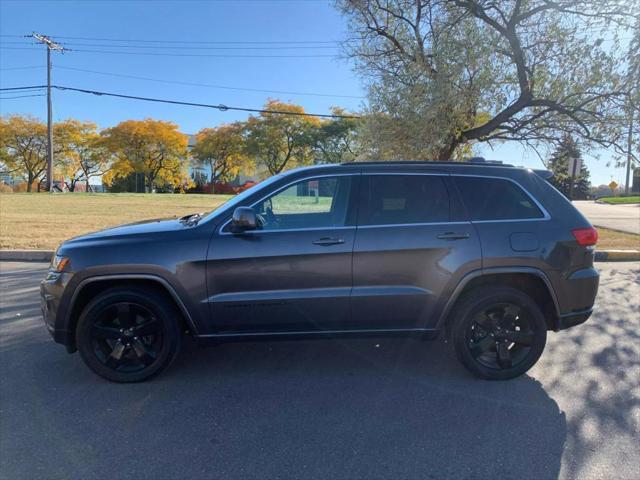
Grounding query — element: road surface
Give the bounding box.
[573,201,640,234]
[1,261,639,480]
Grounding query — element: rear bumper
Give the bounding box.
[556,307,593,331]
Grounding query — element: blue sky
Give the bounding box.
[0,0,628,186]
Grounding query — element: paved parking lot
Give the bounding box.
[574,201,640,234]
[1,261,639,480]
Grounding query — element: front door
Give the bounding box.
[351,173,481,331]
[206,174,358,334]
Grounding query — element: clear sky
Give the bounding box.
[0,0,629,186]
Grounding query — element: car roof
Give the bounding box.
[287,161,552,180]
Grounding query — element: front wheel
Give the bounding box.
[451,286,547,380]
[76,286,182,382]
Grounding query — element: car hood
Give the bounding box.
[60,216,198,249]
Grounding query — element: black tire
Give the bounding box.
[76,286,182,383]
[450,286,547,380]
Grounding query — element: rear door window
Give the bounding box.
[454,176,544,221]
[358,175,450,225]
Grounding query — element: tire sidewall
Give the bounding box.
[76,288,181,383]
[452,287,547,380]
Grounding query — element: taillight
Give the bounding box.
[572,227,598,246]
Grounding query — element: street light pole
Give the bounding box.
[625,111,634,196]
[32,33,64,192]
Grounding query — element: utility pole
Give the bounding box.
[625,109,634,196]
[31,33,64,192]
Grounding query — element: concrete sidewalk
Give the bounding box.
[573,201,640,234]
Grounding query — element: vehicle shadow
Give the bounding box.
[164,336,566,479]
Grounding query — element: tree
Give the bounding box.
[55,120,110,192]
[245,100,319,175]
[546,136,591,199]
[307,108,362,163]
[339,0,634,160]
[0,115,48,192]
[191,122,253,192]
[101,119,189,192]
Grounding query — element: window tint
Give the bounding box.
[252,176,352,231]
[359,175,450,226]
[454,176,544,221]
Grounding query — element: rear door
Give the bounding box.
[351,173,481,331]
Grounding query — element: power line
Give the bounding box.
[52,85,360,119]
[54,66,365,99]
[58,42,339,50]
[0,93,46,99]
[0,85,47,91]
[22,35,343,45]
[69,48,337,58]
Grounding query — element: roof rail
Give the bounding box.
[340,159,514,167]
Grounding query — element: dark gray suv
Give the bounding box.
[41,161,599,382]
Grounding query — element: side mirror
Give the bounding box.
[231,207,258,233]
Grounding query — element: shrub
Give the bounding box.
[0,183,13,193]
[12,182,28,193]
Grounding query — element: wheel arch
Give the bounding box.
[64,274,199,352]
[437,267,561,333]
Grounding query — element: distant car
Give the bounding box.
[41,161,599,382]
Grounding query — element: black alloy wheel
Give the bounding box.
[76,286,182,382]
[451,286,547,380]
[466,303,535,370]
[91,302,163,373]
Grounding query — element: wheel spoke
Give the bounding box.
[473,312,492,329]
[131,339,155,366]
[502,330,534,346]
[502,304,521,323]
[115,304,136,329]
[92,325,120,339]
[105,342,126,369]
[496,342,513,369]
[470,335,495,356]
[134,318,160,337]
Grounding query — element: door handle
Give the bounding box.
[312,237,345,246]
[437,232,470,240]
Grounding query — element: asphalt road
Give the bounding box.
[573,201,640,235]
[1,261,639,480]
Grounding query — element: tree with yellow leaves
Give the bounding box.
[245,100,319,175]
[101,119,189,192]
[0,115,48,192]
[55,119,110,192]
[192,122,253,193]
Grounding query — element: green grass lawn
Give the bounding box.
[598,196,640,204]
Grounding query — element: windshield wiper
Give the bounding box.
[178,212,203,225]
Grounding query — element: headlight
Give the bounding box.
[50,254,70,272]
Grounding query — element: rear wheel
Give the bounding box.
[451,286,547,380]
[76,286,182,382]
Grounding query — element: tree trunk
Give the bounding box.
[26,173,34,192]
[436,139,460,161]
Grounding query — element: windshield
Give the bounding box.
[203,174,284,219]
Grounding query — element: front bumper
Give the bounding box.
[40,271,74,349]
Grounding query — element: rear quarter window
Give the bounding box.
[454,176,544,221]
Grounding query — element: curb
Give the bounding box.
[0,250,54,262]
[1,248,638,263]
[594,250,640,262]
